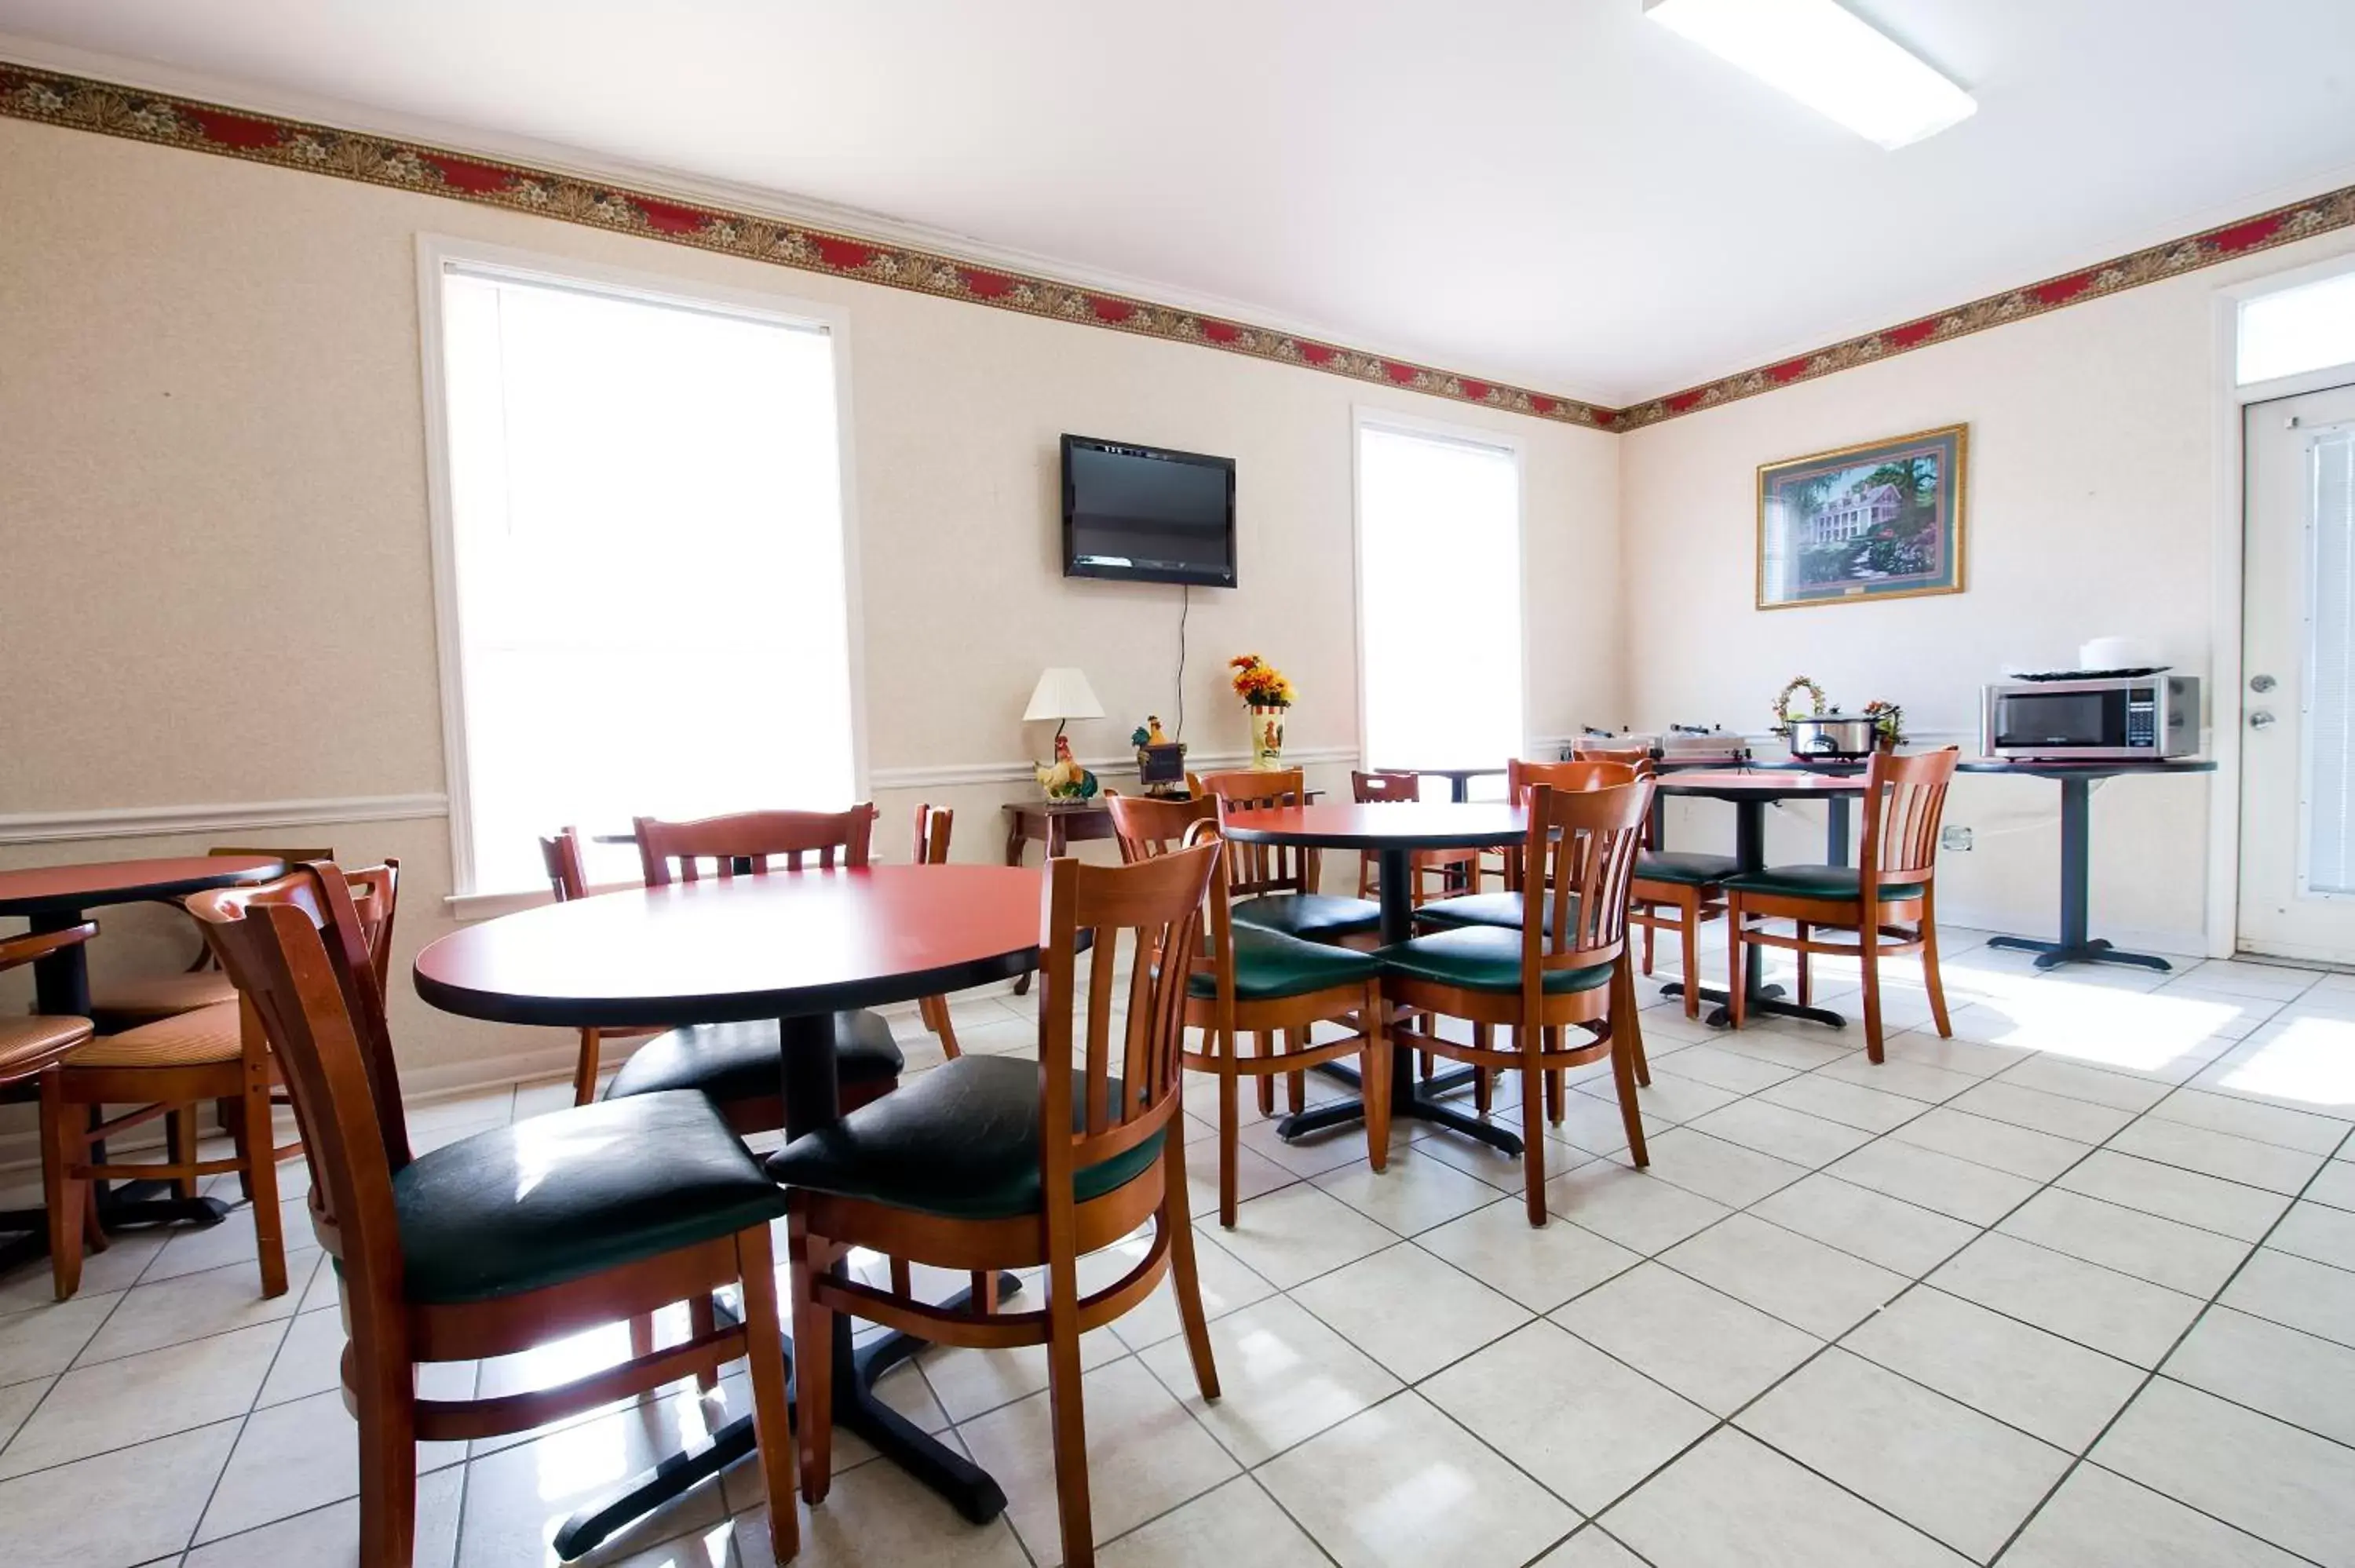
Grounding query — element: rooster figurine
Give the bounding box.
[1035,733,1100,800]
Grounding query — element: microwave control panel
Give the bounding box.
[2125,687,2157,748]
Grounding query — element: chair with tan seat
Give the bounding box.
[84,846,332,1033]
[0,924,105,1271]
[539,828,663,1105]
[189,863,798,1568]
[1108,795,1390,1223]
[1188,769,1382,946]
[43,860,398,1300]
[1725,747,1960,1062]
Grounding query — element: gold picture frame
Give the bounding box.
[1756,422,1968,611]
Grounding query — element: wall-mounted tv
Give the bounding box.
[1061,434,1236,588]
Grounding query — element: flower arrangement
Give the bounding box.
[1229,654,1296,709]
[1863,698,1906,748]
[1771,675,1827,730]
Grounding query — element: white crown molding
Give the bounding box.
[0,32,1616,411]
[0,793,448,846]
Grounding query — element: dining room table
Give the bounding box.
[411,861,1046,1557]
[1375,764,1507,803]
[1651,769,1869,1029]
[1217,800,1543,1155]
[0,854,287,1267]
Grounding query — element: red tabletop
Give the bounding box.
[0,855,286,917]
[1656,770,1868,800]
[414,863,1046,1030]
[1218,801,1527,850]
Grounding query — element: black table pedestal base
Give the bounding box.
[0,1189,232,1278]
[1660,979,1848,1031]
[552,1271,1024,1560]
[1985,935,2174,974]
[1276,1062,1521,1156]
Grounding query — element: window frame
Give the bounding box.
[1348,404,1532,782]
[414,235,870,915]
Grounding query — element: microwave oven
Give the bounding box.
[1981,676,2203,760]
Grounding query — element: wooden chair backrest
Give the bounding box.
[539,827,590,901]
[1034,837,1221,1192]
[634,808,875,884]
[1569,745,1650,767]
[911,803,954,866]
[1522,782,1652,991]
[1506,757,1637,804]
[1862,747,1959,892]
[1188,768,1311,897]
[1106,793,1218,865]
[1351,770,1422,804]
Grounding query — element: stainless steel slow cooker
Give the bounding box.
[1784,713,1880,760]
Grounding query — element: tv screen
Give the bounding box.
[1061,435,1236,588]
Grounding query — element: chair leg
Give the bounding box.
[690,1294,720,1392]
[1921,892,1955,1038]
[1219,1041,1241,1228]
[889,1256,912,1297]
[736,1223,800,1566]
[1361,986,1391,1171]
[1254,1034,1274,1116]
[973,1270,999,1314]
[1796,925,1813,1007]
[243,1068,288,1299]
[927,995,963,1059]
[1283,1029,1304,1115]
[1726,898,1748,1030]
[1042,1238,1095,1566]
[1543,1048,1565,1125]
[787,1213,834,1504]
[1642,916,1656,975]
[352,1339,418,1568]
[630,1315,657,1362]
[1620,955,1652,1087]
[1860,918,1886,1064]
[1611,963,1650,1169]
[1472,1025,1493,1114]
[1517,1029,1547,1227]
[1161,1140,1220,1402]
[166,1106,201,1202]
[38,1070,83,1301]
[1681,894,1703,1019]
[572,1026,602,1107]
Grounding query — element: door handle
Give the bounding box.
[2250,710,2277,730]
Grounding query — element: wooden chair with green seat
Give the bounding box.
[43,860,399,1300]
[1725,746,1960,1062]
[1108,795,1391,1225]
[1572,747,1742,1019]
[539,827,662,1104]
[1350,771,1477,904]
[1382,779,1656,1225]
[188,863,799,1568]
[1188,768,1382,947]
[774,839,1225,1568]
[83,845,333,1033]
[0,924,107,1272]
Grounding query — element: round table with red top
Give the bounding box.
[412,861,1043,1556]
[0,855,287,1264]
[1652,770,1869,1029]
[1218,801,1535,1155]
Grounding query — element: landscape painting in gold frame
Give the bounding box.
[1756,423,1967,611]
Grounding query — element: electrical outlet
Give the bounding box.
[1941,826,1973,851]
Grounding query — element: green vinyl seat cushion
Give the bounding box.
[1634,851,1742,887]
[1378,925,1616,997]
[765,1055,1163,1221]
[1411,891,1560,935]
[1229,892,1382,942]
[605,1012,904,1108]
[1720,864,1926,903]
[392,1089,787,1305]
[1187,927,1380,1002]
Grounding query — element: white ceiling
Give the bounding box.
[5,1,2354,406]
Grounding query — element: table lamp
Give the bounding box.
[1022,666,1104,741]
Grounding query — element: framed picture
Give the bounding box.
[1757,423,1967,610]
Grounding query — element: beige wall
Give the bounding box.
[1621,225,2355,953]
[0,117,1621,1092]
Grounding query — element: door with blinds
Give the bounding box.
[2240,381,2355,960]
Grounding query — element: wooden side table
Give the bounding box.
[1002,800,1122,992]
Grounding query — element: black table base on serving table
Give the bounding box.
[1657,797,1849,1031]
[1975,773,2178,973]
[552,1013,1021,1560]
[1276,847,1528,1158]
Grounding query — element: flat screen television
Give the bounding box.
[1061,435,1236,588]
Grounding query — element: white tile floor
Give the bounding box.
[3,927,2354,1566]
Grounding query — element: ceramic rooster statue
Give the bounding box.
[1035,733,1100,800]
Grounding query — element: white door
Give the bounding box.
[2240,381,2355,960]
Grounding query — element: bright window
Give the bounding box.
[1355,418,1524,782]
[425,248,858,898]
[2240,267,2355,385]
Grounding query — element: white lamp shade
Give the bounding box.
[1023,667,1105,724]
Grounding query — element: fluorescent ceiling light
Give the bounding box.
[1645,0,1977,150]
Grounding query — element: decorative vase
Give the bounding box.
[1250,705,1287,771]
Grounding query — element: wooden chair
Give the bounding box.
[1108,796,1390,1224]
[539,827,660,1105]
[1351,771,1478,903]
[2,924,105,1272]
[1570,744,1652,766]
[1187,769,1381,946]
[910,802,962,1060]
[188,865,798,1568]
[1725,748,1960,1062]
[1565,750,1740,1014]
[602,808,902,1136]
[774,840,1224,1568]
[86,845,334,1033]
[42,861,397,1300]
[1384,780,1656,1225]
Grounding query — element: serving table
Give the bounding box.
[1219,801,1538,1155]
[1955,757,2218,972]
[0,855,287,1266]
[413,862,1045,1555]
[1652,771,1868,1028]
